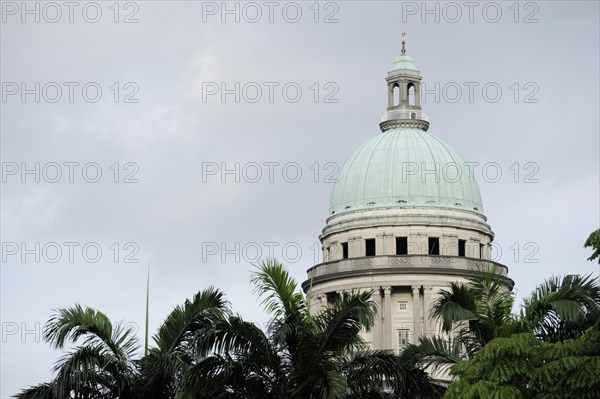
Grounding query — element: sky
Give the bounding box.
[1,0,599,395]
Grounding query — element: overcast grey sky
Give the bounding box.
[1,0,599,395]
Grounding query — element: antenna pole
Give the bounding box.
[144,262,150,356]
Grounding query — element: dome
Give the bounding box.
[329,127,484,217]
[390,54,419,72]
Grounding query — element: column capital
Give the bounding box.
[411,285,421,295]
[382,286,392,295]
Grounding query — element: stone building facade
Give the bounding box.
[302,39,513,352]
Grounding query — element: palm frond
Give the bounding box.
[343,350,400,394]
[13,383,58,399]
[314,291,377,354]
[43,304,139,362]
[250,259,306,322]
[152,287,229,354]
[52,343,138,399]
[401,335,464,373]
[429,283,478,332]
[196,315,276,362]
[140,287,229,395]
[523,274,600,340]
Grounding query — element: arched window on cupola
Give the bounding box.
[392,84,400,107]
[407,83,416,107]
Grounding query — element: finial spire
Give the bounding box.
[401,32,406,55]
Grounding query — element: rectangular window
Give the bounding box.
[458,240,466,257]
[480,243,485,259]
[396,237,408,255]
[365,239,376,257]
[342,242,349,259]
[428,237,440,255]
[398,301,408,311]
[398,329,410,349]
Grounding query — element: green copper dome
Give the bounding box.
[390,54,419,72]
[329,127,484,217]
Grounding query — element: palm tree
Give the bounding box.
[137,286,230,398]
[403,271,600,373]
[15,288,233,399]
[430,270,523,358]
[179,259,441,398]
[400,272,513,374]
[15,305,141,399]
[522,274,600,342]
[15,261,440,398]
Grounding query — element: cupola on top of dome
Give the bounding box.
[381,33,429,132]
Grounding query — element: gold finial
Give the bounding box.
[401,32,406,55]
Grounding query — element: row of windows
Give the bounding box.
[338,237,484,258]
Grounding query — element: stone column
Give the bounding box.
[376,233,386,256]
[482,242,489,260]
[349,237,361,258]
[408,233,420,255]
[383,286,392,349]
[400,79,408,106]
[385,234,395,255]
[328,241,339,261]
[468,237,480,258]
[337,242,345,260]
[443,234,458,257]
[411,285,421,342]
[423,286,434,337]
[372,289,382,349]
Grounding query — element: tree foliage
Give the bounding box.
[521,274,600,343]
[404,268,600,376]
[16,304,141,399]
[444,327,600,399]
[16,229,600,397]
[584,228,600,262]
[182,259,441,399]
[15,259,440,399]
[402,231,600,397]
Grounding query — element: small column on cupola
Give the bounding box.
[380,33,430,132]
